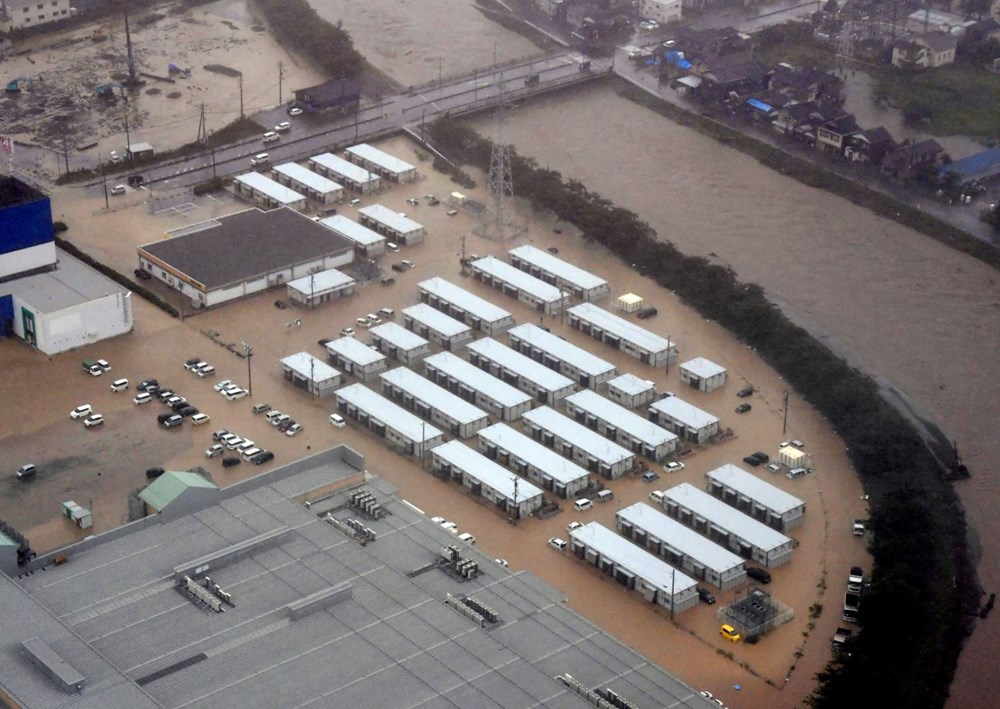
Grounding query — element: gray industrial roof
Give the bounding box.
[431,440,543,502]
[325,335,387,367]
[471,256,567,303]
[478,423,590,485]
[508,323,616,378]
[617,503,746,574]
[6,449,714,708]
[569,303,675,355]
[522,407,633,467]
[566,390,678,449]
[650,396,719,431]
[345,143,415,176]
[233,172,306,205]
[418,277,513,323]
[335,383,443,442]
[370,321,429,351]
[467,337,575,392]
[0,250,130,313]
[508,244,608,291]
[358,204,424,235]
[706,464,805,514]
[424,352,532,410]
[403,303,472,339]
[141,208,354,290]
[663,483,793,551]
[608,373,655,397]
[380,366,487,426]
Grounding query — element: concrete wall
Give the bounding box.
[12,290,133,355]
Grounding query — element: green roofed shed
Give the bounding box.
[139,471,218,518]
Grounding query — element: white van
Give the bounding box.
[573,498,593,512]
[648,490,665,504]
[457,532,476,545]
[787,467,808,479]
[190,413,211,426]
[251,153,270,167]
[242,447,262,461]
[110,378,129,392]
[262,131,279,143]
[596,490,614,503]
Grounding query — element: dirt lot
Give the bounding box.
[0,135,871,708]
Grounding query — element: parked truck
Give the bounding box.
[843,591,861,623]
[832,626,853,654]
[852,519,866,536]
[82,359,103,376]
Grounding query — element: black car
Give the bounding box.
[177,406,199,417]
[276,419,295,432]
[636,306,658,319]
[171,400,190,412]
[134,268,152,281]
[753,452,770,464]
[746,567,772,584]
[737,386,754,398]
[743,455,763,467]
[735,403,752,414]
[126,174,144,187]
[138,379,159,392]
[251,450,275,465]
[161,414,183,429]
[156,412,174,424]
[391,263,405,272]
[145,467,165,479]
[222,456,241,468]
[697,587,716,605]
[274,300,288,309]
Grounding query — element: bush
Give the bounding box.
[52,221,68,233]
[192,176,226,195]
[250,0,363,79]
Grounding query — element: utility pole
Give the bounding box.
[197,103,207,146]
[101,159,109,210]
[61,134,69,174]
[239,72,244,120]
[670,568,675,621]
[278,61,284,105]
[438,57,442,89]
[242,341,253,395]
[210,132,217,178]
[124,111,131,157]
[666,334,672,373]
[420,108,425,143]
[782,389,790,435]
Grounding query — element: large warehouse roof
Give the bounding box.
[370,321,429,351]
[336,383,443,443]
[308,152,378,184]
[403,303,472,338]
[478,423,590,485]
[522,406,633,467]
[233,172,305,205]
[664,483,792,551]
[650,396,719,430]
[425,352,532,409]
[325,335,386,367]
[141,208,354,290]
[418,277,512,323]
[508,323,616,378]
[467,337,575,392]
[432,440,543,503]
[319,215,384,246]
[569,303,674,354]
[566,390,677,449]
[345,143,415,176]
[706,464,804,514]
[508,244,608,291]
[471,256,567,303]
[273,162,343,194]
[358,204,423,234]
[618,503,745,575]
[380,367,487,426]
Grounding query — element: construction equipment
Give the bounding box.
[95,83,125,99]
[5,77,32,93]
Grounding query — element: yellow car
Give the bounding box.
[720,624,741,643]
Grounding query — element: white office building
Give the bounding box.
[370,322,431,365]
[478,423,591,498]
[280,352,341,397]
[706,464,806,531]
[640,0,683,26]
[424,351,533,422]
[568,303,678,367]
[660,483,795,568]
[233,172,307,211]
[324,335,388,381]
[430,440,544,518]
[358,205,425,245]
[607,373,657,409]
[568,523,699,614]
[648,396,720,445]
[508,244,611,301]
[617,503,746,590]
[272,163,344,205]
[1,0,73,33]
[345,143,417,182]
[285,268,355,308]
[318,215,386,257]
[470,256,570,315]
[417,277,515,335]
[308,153,382,193]
[402,303,473,351]
[380,366,488,439]
[679,357,727,393]
[508,323,617,390]
[522,406,634,479]
[467,337,576,406]
[334,383,445,458]
[564,389,678,461]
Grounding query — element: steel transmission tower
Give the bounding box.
[476,74,524,242]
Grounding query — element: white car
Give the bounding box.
[440,522,459,534]
[288,107,303,117]
[96,359,111,372]
[70,404,93,420]
[205,444,225,458]
[110,184,126,196]
[83,413,105,428]
[339,327,355,337]
[495,558,509,568]
[567,521,583,533]
[133,392,152,405]
[385,242,400,252]
[356,316,372,328]
[274,121,291,133]
[548,537,567,551]
[329,413,346,428]
[431,516,447,525]
[213,379,234,392]
[663,461,685,473]
[285,423,303,437]
[224,388,248,401]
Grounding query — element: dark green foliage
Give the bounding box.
[192,177,225,195]
[426,117,979,709]
[249,0,363,80]
[52,221,68,233]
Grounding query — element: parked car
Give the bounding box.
[83,413,105,428]
[274,121,291,133]
[642,470,660,483]
[406,197,419,206]
[288,106,303,117]
[356,316,372,328]
[400,259,414,269]
[184,357,204,370]
[70,404,93,419]
[133,392,152,405]
[698,587,717,605]
[252,403,272,415]
[636,306,658,319]
[161,414,183,429]
[386,241,400,252]
[391,263,406,272]
[743,455,763,467]
[110,184,126,196]
[265,410,284,424]
[495,558,509,568]
[753,452,770,463]
[137,379,159,392]
[177,406,199,418]
[649,490,665,504]
[339,327,355,337]
[548,537,567,551]
[212,428,231,442]
[16,464,37,479]
[735,403,752,414]
[746,567,772,584]
[251,450,274,465]
[110,378,129,392]
[662,461,685,473]
[224,388,248,401]
[720,624,741,643]
[765,462,781,473]
[277,418,296,432]
[222,456,241,468]
[567,521,583,533]
[145,467,165,479]
[205,444,225,458]
[285,423,303,437]
[737,386,754,398]
[329,413,346,428]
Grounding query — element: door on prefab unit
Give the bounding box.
[21,308,36,347]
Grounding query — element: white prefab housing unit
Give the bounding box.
[370,322,430,365]
[424,352,533,422]
[272,163,344,205]
[417,277,515,335]
[568,303,678,367]
[568,523,699,613]
[477,423,591,498]
[467,337,576,406]
[660,483,794,568]
[564,390,678,462]
[380,366,488,439]
[285,268,355,308]
[319,215,386,257]
[345,143,417,182]
[280,352,341,397]
[706,464,806,531]
[680,357,727,393]
[233,172,307,211]
[402,303,473,351]
[508,244,611,301]
[430,440,544,518]
[469,256,570,315]
[607,373,656,409]
[649,396,720,445]
[508,323,617,390]
[617,503,746,591]
[308,153,382,193]
[640,0,683,26]
[778,445,811,469]
[357,205,425,245]
[325,336,387,380]
[615,293,644,313]
[334,383,445,457]
[522,406,634,479]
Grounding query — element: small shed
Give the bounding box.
[615,293,644,313]
[61,501,93,529]
[449,191,466,206]
[679,357,727,393]
[126,142,155,160]
[778,445,808,469]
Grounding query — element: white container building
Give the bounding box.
[358,204,425,245]
[344,143,417,183]
[430,440,544,518]
[370,322,430,365]
[648,396,720,445]
[272,163,344,205]
[318,215,386,257]
[285,268,355,308]
[280,352,341,397]
[233,172,307,211]
[706,464,806,531]
[424,352,533,422]
[325,336,388,381]
[568,523,699,614]
[334,383,445,458]
[659,483,795,568]
[616,503,747,591]
[679,357,728,393]
[508,244,611,301]
[564,389,678,461]
[477,422,591,498]
[469,256,570,315]
[522,406,635,479]
[779,445,811,470]
[508,323,617,390]
[607,373,656,409]
[467,337,576,406]
[417,277,515,335]
[568,302,678,367]
[615,293,644,313]
[402,303,473,351]
[380,366,488,439]
[308,152,382,193]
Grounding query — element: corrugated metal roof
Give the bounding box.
[138,471,217,511]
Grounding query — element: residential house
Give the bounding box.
[675,26,749,57]
[696,56,771,103]
[845,127,896,164]
[938,147,1000,187]
[966,18,1000,44]
[880,139,945,180]
[768,65,845,105]
[816,114,861,156]
[892,33,958,69]
[640,0,683,26]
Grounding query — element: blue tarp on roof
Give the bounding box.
[746,98,773,112]
[664,51,693,70]
[939,147,1000,183]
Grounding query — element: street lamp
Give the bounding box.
[242,341,253,395]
